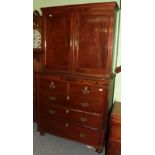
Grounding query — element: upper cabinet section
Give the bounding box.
[41,2,118,77]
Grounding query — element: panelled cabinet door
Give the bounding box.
[42,11,72,72]
[74,11,114,76]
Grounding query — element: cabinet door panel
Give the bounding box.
[75,14,110,75]
[43,14,71,72]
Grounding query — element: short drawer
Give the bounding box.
[38,78,67,92]
[39,90,68,105]
[69,96,106,113]
[70,83,107,100]
[68,109,103,130]
[40,119,104,146]
[39,104,103,129]
[40,104,68,121]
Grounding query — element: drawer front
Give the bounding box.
[69,96,105,113]
[40,119,104,146]
[40,104,68,121]
[39,90,68,105]
[68,109,103,129]
[70,83,106,100]
[38,78,67,92]
[108,140,121,152]
[110,120,121,141]
[39,91,106,114]
[39,104,103,129]
[107,150,121,155]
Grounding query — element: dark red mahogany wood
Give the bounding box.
[36,2,118,152]
[106,102,121,155]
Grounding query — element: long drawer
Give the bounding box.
[40,119,104,147]
[39,104,103,129]
[39,89,105,113]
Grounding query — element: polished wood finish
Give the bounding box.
[106,102,121,155]
[40,119,104,147]
[75,11,112,76]
[43,12,71,72]
[41,2,117,78]
[39,104,103,129]
[37,2,117,151]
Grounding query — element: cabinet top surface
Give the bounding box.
[41,2,118,11]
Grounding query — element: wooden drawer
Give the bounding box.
[39,89,68,105]
[40,104,68,120]
[39,90,106,114]
[38,77,67,92]
[107,150,121,155]
[107,102,121,155]
[68,109,103,130]
[69,96,105,113]
[110,120,121,141]
[70,83,106,100]
[40,119,104,146]
[108,140,121,152]
[39,104,103,129]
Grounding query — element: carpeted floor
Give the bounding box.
[33,123,105,155]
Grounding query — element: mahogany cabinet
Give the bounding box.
[106,102,121,155]
[36,2,118,153]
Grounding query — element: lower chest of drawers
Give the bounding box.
[36,74,110,149]
[39,104,103,129]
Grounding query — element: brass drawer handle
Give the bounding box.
[48,96,56,101]
[80,117,88,122]
[99,88,103,92]
[66,109,69,114]
[65,123,69,127]
[49,110,56,115]
[74,39,79,48]
[81,86,90,95]
[81,102,89,107]
[70,35,73,47]
[66,96,70,100]
[49,81,56,89]
[80,133,87,138]
[49,14,52,17]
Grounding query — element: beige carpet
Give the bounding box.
[33,123,105,155]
